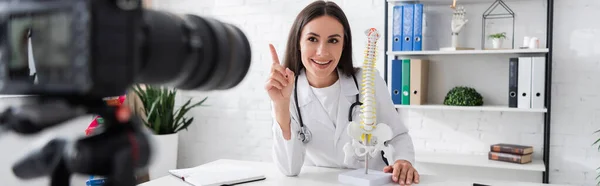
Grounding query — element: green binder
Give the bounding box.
[401,58,410,105]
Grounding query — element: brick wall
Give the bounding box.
[150,0,599,185]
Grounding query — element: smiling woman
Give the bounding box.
[265,1,419,185]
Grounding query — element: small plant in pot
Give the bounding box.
[488,32,507,49]
[443,86,484,106]
[593,129,600,185]
[132,84,207,180]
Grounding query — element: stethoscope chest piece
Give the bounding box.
[298,125,312,143]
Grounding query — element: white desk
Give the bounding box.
[138,159,572,186]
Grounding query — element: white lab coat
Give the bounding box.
[271,68,415,176]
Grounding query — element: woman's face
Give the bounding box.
[299,15,344,81]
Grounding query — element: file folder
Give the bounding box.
[508,58,518,108]
[517,57,532,109]
[391,58,403,104]
[401,4,413,51]
[392,5,403,51]
[412,4,423,51]
[421,13,428,51]
[531,57,546,109]
[401,58,411,104]
[410,59,428,105]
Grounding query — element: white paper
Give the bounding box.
[169,164,265,186]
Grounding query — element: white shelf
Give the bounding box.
[394,104,547,113]
[387,49,549,56]
[387,0,530,5]
[415,151,546,172]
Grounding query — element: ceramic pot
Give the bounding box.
[148,133,179,180]
[492,38,502,49]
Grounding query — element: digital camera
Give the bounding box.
[0,0,252,98]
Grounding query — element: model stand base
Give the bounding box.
[338,169,392,186]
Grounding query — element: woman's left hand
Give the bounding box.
[383,160,420,185]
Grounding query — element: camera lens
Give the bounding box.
[137,10,251,91]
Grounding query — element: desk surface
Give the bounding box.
[138,159,571,186]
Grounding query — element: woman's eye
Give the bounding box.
[308,37,317,42]
[329,38,339,44]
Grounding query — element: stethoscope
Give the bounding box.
[293,72,390,166]
[294,73,362,144]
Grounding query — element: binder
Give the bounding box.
[401,58,411,104]
[392,5,403,51]
[391,58,403,104]
[410,59,428,105]
[531,57,546,109]
[401,4,414,51]
[517,57,532,109]
[421,12,428,51]
[412,4,423,51]
[508,57,518,108]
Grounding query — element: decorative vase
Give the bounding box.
[492,38,502,49]
[148,133,179,180]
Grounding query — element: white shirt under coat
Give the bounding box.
[271,68,415,176]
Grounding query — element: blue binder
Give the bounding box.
[391,58,403,104]
[412,4,423,51]
[392,5,403,51]
[401,4,414,51]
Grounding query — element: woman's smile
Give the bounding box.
[310,58,333,69]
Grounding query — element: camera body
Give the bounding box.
[0,0,142,98]
[0,0,251,99]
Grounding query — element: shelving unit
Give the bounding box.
[387,48,548,56]
[383,0,553,183]
[394,104,547,113]
[387,0,530,5]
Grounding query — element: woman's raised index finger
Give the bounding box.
[269,44,280,65]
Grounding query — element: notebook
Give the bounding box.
[168,163,266,186]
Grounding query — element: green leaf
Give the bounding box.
[146,98,159,122]
[189,97,208,109]
[152,111,161,134]
[175,118,194,133]
[173,99,191,126]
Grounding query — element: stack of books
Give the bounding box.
[488,143,534,164]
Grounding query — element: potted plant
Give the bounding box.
[488,32,507,49]
[133,84,207,180]
[443,86,484,106]
[593,129,600,185]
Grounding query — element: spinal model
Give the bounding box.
[343,28,394,173]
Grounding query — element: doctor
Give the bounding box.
[265,1,419,185]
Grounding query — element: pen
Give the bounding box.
[473,183,490,186]
[221,178,266,186]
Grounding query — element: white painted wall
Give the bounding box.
[150,0,598,185]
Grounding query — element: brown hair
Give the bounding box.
[282,0,357,78]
